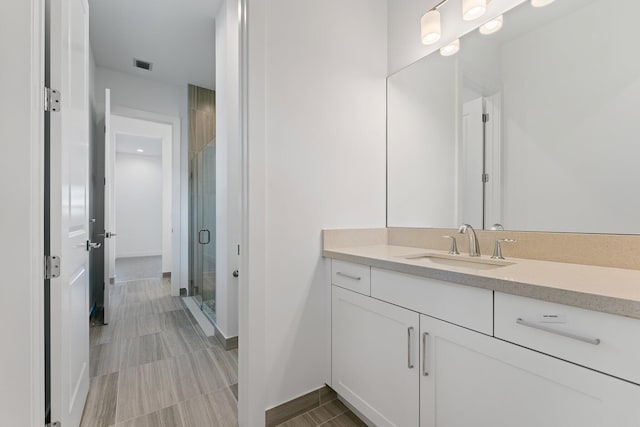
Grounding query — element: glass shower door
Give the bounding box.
[189,139,216,325]
[190,153,204,305]
[200,141,216,323]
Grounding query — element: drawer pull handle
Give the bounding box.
[336,272,361,281]
[408,327,415,369]
[422,332,429,376]
[516,318,601,346]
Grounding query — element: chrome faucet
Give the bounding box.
[458,224,481,257]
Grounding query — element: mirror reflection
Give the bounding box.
[387,0,640,234]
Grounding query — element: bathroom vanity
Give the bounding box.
[323,0,640,424]
[323,231,640,427]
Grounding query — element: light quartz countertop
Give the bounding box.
[323,244,640,320]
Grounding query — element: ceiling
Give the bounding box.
[89,0,221,89]
[116,134,163,157]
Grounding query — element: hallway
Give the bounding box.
[81,277,238,426]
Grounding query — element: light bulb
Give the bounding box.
[462,0,487,21]
[421,10,441,45]
[531,0,555,6]
[440,39,461,56]
[479,15,503,35]
[136,149,144,153]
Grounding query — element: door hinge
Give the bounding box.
[482,173,490,183]
[482,113,489,123]
[46,422,61,427]
[44,255,61,279]
[44,87,61,112]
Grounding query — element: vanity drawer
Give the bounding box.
[371,268,493,335]
[495,292,640,385]
[331,260,371,295]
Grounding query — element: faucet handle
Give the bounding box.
[442,236,460,255]
[492,238,516,260]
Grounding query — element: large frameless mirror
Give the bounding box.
[387,0,640,234]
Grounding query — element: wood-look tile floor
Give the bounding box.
[114,256,162,281]
[81,277,238,427]
[275,399,367,427]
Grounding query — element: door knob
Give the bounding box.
[86,240,102,251]
[232,270,239,278]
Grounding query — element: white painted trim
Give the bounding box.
[30,0,45,425]
[115,252,163,258]
[110,106,184,297]
[239,0,267,425]
[183,297,217,337]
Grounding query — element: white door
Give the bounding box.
[332,286,419,427]
[49,0,91,426]
[460,97,484,228]
[102,88,113,324]
[419,314,640,427]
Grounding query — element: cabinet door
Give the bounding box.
[332,286,419,427]
[420,314,640,427]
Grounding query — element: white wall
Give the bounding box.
[94,67,185,290]
[115,152,164,258]
[500,0,640,233]
[0,0,44,425]
[388,0,526,74]
[214,0,241,339]
[94,66,185,118]
[248,0,388,410]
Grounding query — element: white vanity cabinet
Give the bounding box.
[332,285,420,427]
[329,260,640,426]
[419,314,640,427]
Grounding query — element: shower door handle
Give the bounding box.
[198,229,211,244]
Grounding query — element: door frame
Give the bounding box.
[8,0,47,425]
[110,106,183,296]
[16,0,258,425]
[239,0,268,424]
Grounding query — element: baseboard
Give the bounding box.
[182,297,216,337]
[214,325,238,351]
[116,251,163,258]
[265,385,337,427]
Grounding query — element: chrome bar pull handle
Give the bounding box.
[335,272,361,281]
[422,332,430,376]
[408,327,415,369]
[516,318,601,345]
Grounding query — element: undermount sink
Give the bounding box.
[401,253,515,270]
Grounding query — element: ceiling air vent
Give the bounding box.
[133,58,153,71]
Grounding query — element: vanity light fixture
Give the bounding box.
[421,9,442,45]
[462,0,487,21]
[440,39,460,56]
[531,0,555,7]
[479,14,503,34]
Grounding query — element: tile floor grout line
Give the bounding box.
[111,383,238,426]
[315,404,350,427]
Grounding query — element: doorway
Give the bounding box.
[110,117,173,282]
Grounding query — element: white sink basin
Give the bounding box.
[401,253,514,270]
